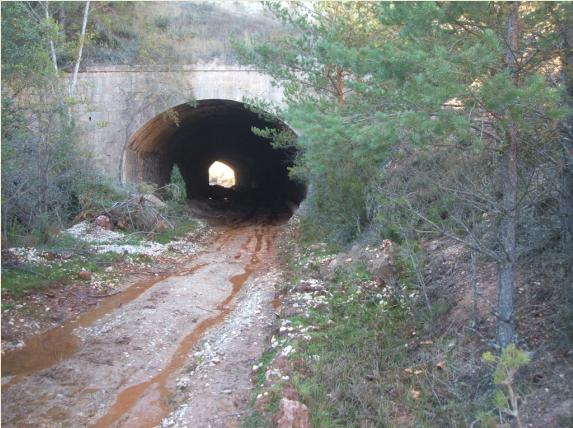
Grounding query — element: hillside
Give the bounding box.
[80,1,284,67]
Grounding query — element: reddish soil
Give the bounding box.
[1,223,283,427]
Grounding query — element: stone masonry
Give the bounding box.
[71,61,284,182]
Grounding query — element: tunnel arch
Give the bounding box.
[122,99,305,210]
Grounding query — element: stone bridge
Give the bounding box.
[72,62,303,203]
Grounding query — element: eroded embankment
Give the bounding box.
[1,224,281,427]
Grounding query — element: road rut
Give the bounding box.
[1,223,281,427]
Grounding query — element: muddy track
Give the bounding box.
[1,223,282,427]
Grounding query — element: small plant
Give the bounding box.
[1,302,15,312]
[154,15,170,31]
[137,181,159,195]
[353,262,371,282]
[482,344,530,428]
[168,165,187,202]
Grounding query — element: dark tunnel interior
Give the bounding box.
[123,100,305,222]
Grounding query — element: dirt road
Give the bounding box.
[1,223,283,427]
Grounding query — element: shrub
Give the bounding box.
[482,345,530,428]
[154,16,170,31]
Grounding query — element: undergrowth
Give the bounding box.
[292,276,490,426]
[1,199,195,297]
[245,233,535,428]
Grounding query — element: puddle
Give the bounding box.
[93,228,265,428]
[2,264,205,386]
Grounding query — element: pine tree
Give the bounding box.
[236,1,568,347]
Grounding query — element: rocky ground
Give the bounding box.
[161,268,284,428]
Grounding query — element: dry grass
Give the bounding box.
[86,1,286,66]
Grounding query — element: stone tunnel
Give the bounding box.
[122,99,305,212]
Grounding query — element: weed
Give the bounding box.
[242,412,267,428]
[559,415,573,427]
[44,231,90,250]
[251,234,499,427]
[253,349,278,393]
[1,302,15,311]
[353,262,371,282]
[131,254,155,264]
[154,15,170,31]
[242,348,278,426]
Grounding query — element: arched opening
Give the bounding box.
[123,99,305,220]
[209,161,235,188]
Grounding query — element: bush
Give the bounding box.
[154,16,170,31]
[168,164,187,202]
[71,176,132,217]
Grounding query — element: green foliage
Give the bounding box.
[260,242,492,427]
[153,219,197,245]
[1,2,57,85]
[235,1,566,252]
[294,288,408,426]
[482,345,530,426]
[1,2,93,246]
[234,2,395,243]
[71,176,132,216]
[154,16,171,31]
[238,3,571,425]
[169,164,188,202]
[138,165,195,241]
[238,0,573,353]
[1,302,15,312]
[482,345,530,385]
[393,239,424,292]
[236,5,572,423]
[136,181,158,195]
[257,348,278,384]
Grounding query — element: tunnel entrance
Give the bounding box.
[209,161,235,188]
[123,99,305,222]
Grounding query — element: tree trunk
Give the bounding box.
[559,15,573,276]
[497,2,520,349]
[471,250,479,328]
[69,1,90,97]
[43,2,58,72]
[498,124,518,348]
[335,66,345,106]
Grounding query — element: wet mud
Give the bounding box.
[1,223,281,427]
